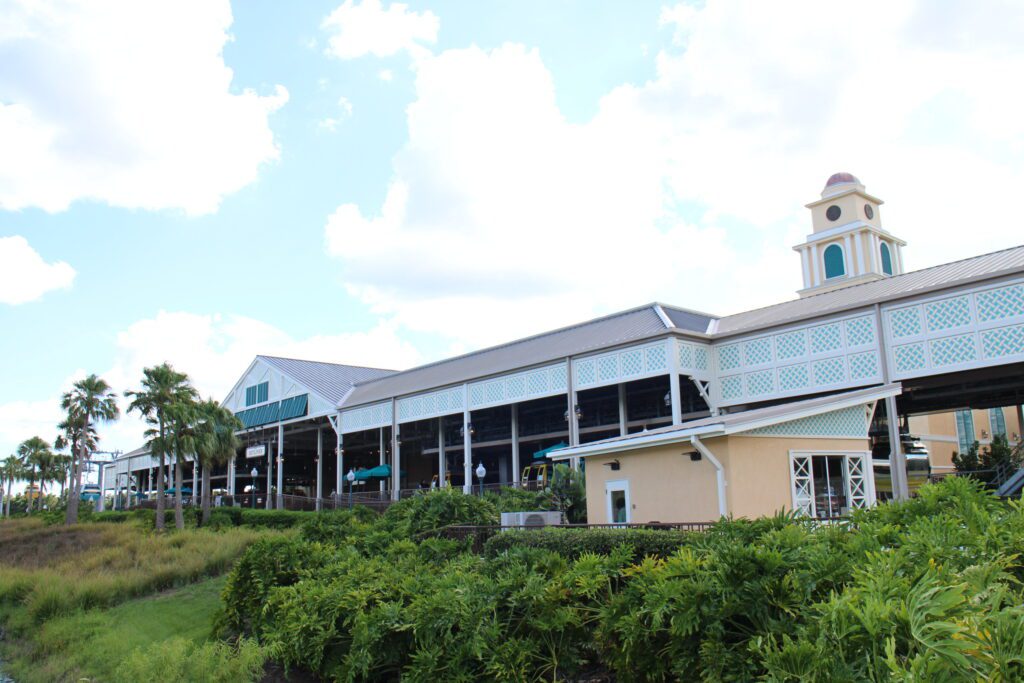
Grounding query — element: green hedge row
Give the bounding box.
[483,526,699,560]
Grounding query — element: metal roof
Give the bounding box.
[550,383,902,459]
[343,304,672,407]
[714,244,1024,337]
[659,304,716,333]
[257,355,396,405]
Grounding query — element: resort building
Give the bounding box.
[104,174,1024,522]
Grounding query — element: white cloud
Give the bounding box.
[322,0,438,60]
[325,1,1024,350]
[379,69,394,82]
[0,0,288,215]
[0,235,76,304]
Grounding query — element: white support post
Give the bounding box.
[97,464,106,512]
[265,439,273,510]
[438,418,446,487]
[868,233,879,273]
[275,424,284,509]
[379,427,386,494]
[510,405,520,487]
[800,248,811,288]
[853,231,865,275]
[618,383,628,436]
[463,385,473,494]
[227,458,235,496]
[669,340,682,425]
[336,432,344,504]
[885,395,910,501]
[810,242,821,286]
[391,398,401,501]
[842,234,852,276]
[192,461,198,508]
[316,428,323,511]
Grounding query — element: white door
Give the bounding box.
[790,452,874,518]
[605,479,630,525]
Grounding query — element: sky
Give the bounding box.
[2,0,1024,467]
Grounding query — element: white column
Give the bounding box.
[868,233,879,273]
[191,460,198,507]
[227,458,235,496]
[97,464,106,512]
[379,427,386,494]
[315,428,323,510]
[885,395,910,501]
[510,405,519,488]
[276,424,284,510]
[894,243,905,274]
[265,439,273,510]
[810,242,821,286]
[336,433,344,503]
[854,231,865,274]
[800,248,811,288]
[669,340,682,425]
[842,234,852,275]
[618,383,628,436]
[391,399,401,500]
[463,385,473,494]
[438,418,446,487]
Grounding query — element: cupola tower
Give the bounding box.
[795,173,907,297]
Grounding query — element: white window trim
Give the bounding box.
[605,478,631,525]
[788,450,875,517]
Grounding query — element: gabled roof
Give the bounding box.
[257,355,396,406]
[714,244,1024,337]
[549,383,901,460]
[343,304,687,407]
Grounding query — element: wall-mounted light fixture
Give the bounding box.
[687,450,702,462]
[564,405,583,422]
[982,430,990,439]
[460,423,475,437]
[664,392,672,408]
[604,459,620,471]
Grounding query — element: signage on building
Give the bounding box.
[246,444,266,459]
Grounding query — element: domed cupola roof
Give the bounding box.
[824,172,860,188]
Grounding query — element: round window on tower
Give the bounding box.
[826,205,841,221]
[864,204,874,219]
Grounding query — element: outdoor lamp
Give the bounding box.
[663,392,672,407]
[574,404,582,420]
[346,469,356,483]
[250,467,258,509]
[475,462,486,496]
[460,423,475,437]
[346,469,356,509]
[250,467,258,479]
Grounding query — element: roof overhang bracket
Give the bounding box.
[690,377,718,416]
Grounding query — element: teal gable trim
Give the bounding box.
[236,393,309,429]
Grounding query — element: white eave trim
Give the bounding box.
[548,424,725,460]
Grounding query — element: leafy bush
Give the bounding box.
[114,637,266,683]
[953,434,1024,485]
[485,486,555,512]
[299,506,377,544]
[484,526,697,560]
[219,477,1024,680]
[238,508,306,529]
[206,509,237,530]
[92,510,132,524]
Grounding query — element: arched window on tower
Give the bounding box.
[823,244,845,279]
[880,242,893,275]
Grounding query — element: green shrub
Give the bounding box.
[299,507,376,545]
[381,487,499,537]
[238,508,306,529]
[206,509,236,530]
[92,510,132,524]
[485,486,555,512]
[114,637,266,683]
[484,527,697,560]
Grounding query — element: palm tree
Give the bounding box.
[194,399,242,525]
[126,364,196,531]
[55,415,97,502]
[17,437,54,513]
[61,375,120,525]
[166,396,200,530]
[1,454,26,517]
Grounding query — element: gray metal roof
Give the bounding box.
[258,356,396,405]
[343,304,672,406]
[714,244,1024,337]
[659,304,716,333]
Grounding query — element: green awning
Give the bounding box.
[533,442,568,460]
[236,394,308,429]
[353,464,391,481]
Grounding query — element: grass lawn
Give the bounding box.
[2,576,227,683]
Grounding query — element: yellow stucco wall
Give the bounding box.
[584,435,871,524]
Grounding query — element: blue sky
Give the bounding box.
[2,0,1023,459]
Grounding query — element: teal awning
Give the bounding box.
[533,442,568,460]
[353,464,391,481]
[236,394,308,429]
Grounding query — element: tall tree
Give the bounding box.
[61,375,120,525]
[1,454,26,517]
[17,437,54,513]
[126,364,195,531]
[194,399,242,525]
[55,415,97,502]
[166,397,200,530]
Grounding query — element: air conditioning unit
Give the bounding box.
[500,510,563,528]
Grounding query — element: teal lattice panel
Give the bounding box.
[598,355,619,382]
[646,344,668,372]
[741,405,869,438]
[848,351,879,381]
[812,357,845,385]
[621,349,643,377]
[778,364,809,392]
[695,346,709,371]
[925,296,971,332]
[744,337,773,366]
[341,401,393,433]
[719,344,741,371]
[845,316,875,347]
[810,323,843,354]
[894,343,927,373]
[890,308,922,338]
[746,370,774,396]
[976,285,1024,323]
[677,342,693,369]
[929,334,977,366]
[981,324,1024,359]
[721,375,743,401]
[775,330,806,361]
